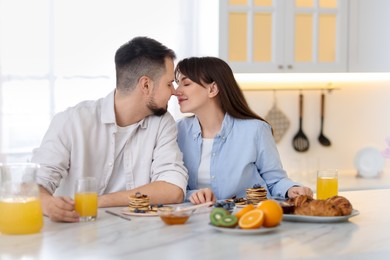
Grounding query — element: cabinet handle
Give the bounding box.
[278,65,284,69]
[287,65,293,69]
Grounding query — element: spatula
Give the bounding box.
[318,93,331,146]
[292,93,310,152]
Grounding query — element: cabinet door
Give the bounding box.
[348,0,390,72]
[284,0,348,72]
[219,0,284,73]
[219,0,348,73]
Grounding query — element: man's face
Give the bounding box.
[147,58,175,116]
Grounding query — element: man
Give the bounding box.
[32,36,188,222]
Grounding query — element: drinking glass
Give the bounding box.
[316,169,338,200]
[0,163,44,235]
[75,177,98,221]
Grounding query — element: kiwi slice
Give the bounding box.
[219,215,238,228]
[210,208,229,226]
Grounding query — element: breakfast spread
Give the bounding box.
[286,195,353,216]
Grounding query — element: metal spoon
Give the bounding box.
[318,93,331,146]
[292,93,310,152]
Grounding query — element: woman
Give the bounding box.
[174,56,313,204]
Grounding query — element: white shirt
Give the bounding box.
[105,123,137,192]
[32,90,188,197]
[197,138,213,188]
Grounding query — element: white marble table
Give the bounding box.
[1,189,389,259]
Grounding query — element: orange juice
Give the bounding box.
[75,192,98,219]
[0,197,43,234]
[317,177,338,200]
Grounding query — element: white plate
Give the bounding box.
[282,209,360,223]
[209,224,280,235]
[354,147,384,178]
[121,208,158,217]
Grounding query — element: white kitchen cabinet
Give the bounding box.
[219,0,348,73]
[348,0,390,72]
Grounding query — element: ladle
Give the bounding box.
[292,93,310,152]
[318,93,331,146]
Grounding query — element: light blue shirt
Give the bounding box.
[177,113,300,201]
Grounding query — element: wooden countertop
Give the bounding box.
[1,189,389,259]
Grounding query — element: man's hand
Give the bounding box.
[189,188,216,205]
[39,186,79,222]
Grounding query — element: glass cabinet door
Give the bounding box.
[220,0,284,72]
[285,0,346,72]
[219,0,347,73]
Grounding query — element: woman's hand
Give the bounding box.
[287,186,313,199]
[189,188,216,205]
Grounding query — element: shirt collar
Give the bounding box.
[101,90,116,124]
[100,89,148,129]
[191,113,234,140]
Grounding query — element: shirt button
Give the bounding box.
[108,162,113,167]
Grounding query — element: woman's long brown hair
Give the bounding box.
[175,56,267,123]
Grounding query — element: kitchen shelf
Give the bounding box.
[241,87,340,93]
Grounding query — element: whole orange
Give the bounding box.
[257,200,283,227]
[235,204,255,220]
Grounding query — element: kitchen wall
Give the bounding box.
[242,82,390,179]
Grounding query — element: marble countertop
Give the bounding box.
[1,189,390,259]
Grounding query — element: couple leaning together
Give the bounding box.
[32,36,312,222]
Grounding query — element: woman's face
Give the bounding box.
[175,73,211,114]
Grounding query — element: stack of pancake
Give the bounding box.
[246,186,267,204]
[128,192,150,212]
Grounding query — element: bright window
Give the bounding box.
[0,0,196,161]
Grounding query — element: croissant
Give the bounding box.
[290,195,353,217]
[326,196,353,216]
[294,199,342,216]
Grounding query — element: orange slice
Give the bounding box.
[238,209,264,229]
[235,204,255,220]
[257,199,283,227]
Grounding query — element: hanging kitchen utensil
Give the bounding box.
[265,91,290,143]
[292,93,309,152]
[318,92,331,146]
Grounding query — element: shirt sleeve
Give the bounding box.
[31,111,72,194]
[150,113,189,196]
[255,123,301,199]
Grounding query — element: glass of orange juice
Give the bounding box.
[75,177,98,222]
[0,163,44,235]
[316,169,338,200]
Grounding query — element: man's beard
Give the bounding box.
[147,97,167,116]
